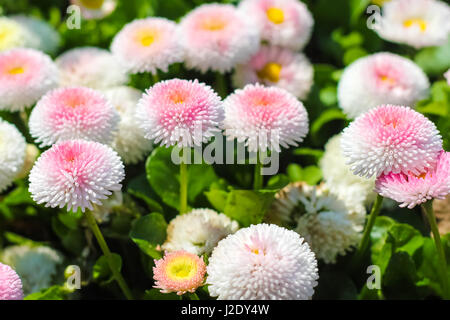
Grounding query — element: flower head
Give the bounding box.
[222,84,309,152]
[56,47,128,89]
[0,17,29,51]
[1,245,63,295]
[375,151,450,209]
[0,263,23,300]
[207,223,319,300]
[179,3,260,73]
[10,15,60,55]
[162,208,239,256]
[70,0,117,20]
[0,118,26,192]
[29,87,119,147]
[267,183,365,264]
[103,86,153,164]
[337,52,429,118]
[239,0,314,50]
[233,45,313,100]
[136,79,223,148]
[29,140,124,213]
[111,18,183,74]
[0,48,59,112]
[153,251,206,295]
[341,105,443,178]
[320,134,376,212]
[375,0,450,48]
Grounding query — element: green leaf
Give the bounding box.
[343,47,368,65]
[207,190,275,227]
[127,174,163,213]
[311,108,348,139]
[129,213,167,259]
[382,252,420,299]
[146,147,180,210]
[265,174,290,191]
[319,86,338,106]
[414,40,450,76]
[146,147,219,210]
[25,286,67,300]
[93,254,123,285]
[143,289,181,300]
[204,189,229,213]
[286,164,322,185]
[293,147,324,161]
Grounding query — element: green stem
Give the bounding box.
[152,72,159,85]
[352,194,384,268]
[85,210,133,300]
[215,73,227,98]
[253,155,263,190]
[422,201,450,300]
[180,154,188,214]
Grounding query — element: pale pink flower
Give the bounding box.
[136,79,223,147]
[111,18,183,74]
[29,87,119,147]
[0,48,59,112]
[56,47,128,89]
[375,151,450,209]
[239,0,314,50]
[153,251,206,295]
[179,3,260,73]
[338,52,429,118]
[375,0,450,49]
[341,105,443,178]
[0,263,23,300]
[29,140,124,213]
[222,84,309,152]
[233,45,313,100]
[207,224,319,300]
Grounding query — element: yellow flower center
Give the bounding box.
[136,29,158,47]
[166,256,197,281]
[403,18,427,32]
[80,0,104,10]
[7,66,25,75]
[257,62,282,83]
[266,7,284,24]
[201,19,226,31]
[371,0,391,6]
[380,75,396,86]
[417,172,428,179]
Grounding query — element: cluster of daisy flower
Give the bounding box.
[153,221,319,300]
[1,245,63,295]
[341,104,448,209]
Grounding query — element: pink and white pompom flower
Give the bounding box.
[375,151,450,209]
[29,140,124,213]
[0,262,24,300]
[29,87,119,147]
[111,17,183,74]
[56,47,128,89]
[207,224,319,300]
[337,52,429,119]
[233,45,313,100]
[0,48,59,112]
[136,79,223,148]
[153,251,206,295]
[239,0,314,51]
[70,0,117,20]
[222,84,309,153]
[375,0,450,49]
[0,119,26,193]
[179,3,260,73]
[341,105,443,178]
